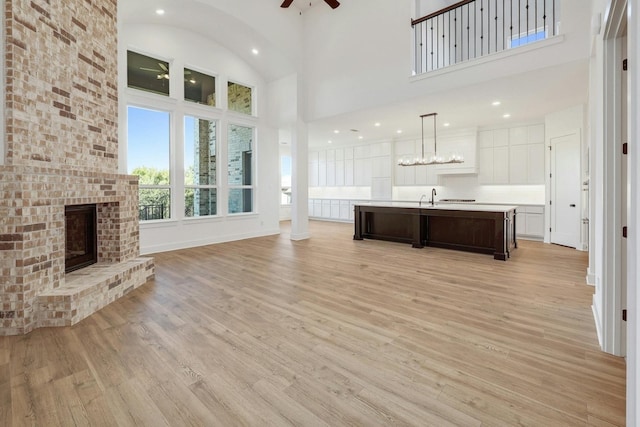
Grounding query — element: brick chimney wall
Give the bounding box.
[0,0,150,335]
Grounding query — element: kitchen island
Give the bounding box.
[353,203,517,260]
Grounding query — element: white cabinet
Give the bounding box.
[309,151,319,187]
[493,147,509,184]
[509,144,529,184]
[339,200,350,220]
[527,143,545,184]
[330,200,340,219]
[516,206,545,240]
[308,198,359,222]
[313,200,322,217]
[478,125,545,185]
[478,129,508,184]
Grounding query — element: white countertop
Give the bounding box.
[359,202,518,213]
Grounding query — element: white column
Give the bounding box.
[290,118,310,241]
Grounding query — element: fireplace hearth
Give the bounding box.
[65,204,97,273]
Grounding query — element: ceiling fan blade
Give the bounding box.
[158,63,168,72]
[324,0,340,8]
[140,67,161,72]
[281,0,294,7]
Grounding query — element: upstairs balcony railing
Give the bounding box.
[412,0,559,74]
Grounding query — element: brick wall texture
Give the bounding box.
[0,0,152,335]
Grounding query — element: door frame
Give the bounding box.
[601,0,627,357]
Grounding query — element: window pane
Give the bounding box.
[228,189,253,214]
[127,51,170,96]
[185,188,217,217]
[139,188,170,220]
[227,81,252,115]
[128,106,170,178]
[185,116,216,186]
[227,125,253,185]
[184,68,216,106]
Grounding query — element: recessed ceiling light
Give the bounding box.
[251,48,259,55]
[155,9,165,15]
[328,140,332,144]
[333,130,340,134]
[374,122,381,127]
[358,136,364,140]
[492,101,501,106]
[443,122,450,127]
[503,113,511,118]
[189,78,196,84]
[397,130,403,134]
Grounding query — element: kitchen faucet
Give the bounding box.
[430,188,437,206]
[419,194,427,207]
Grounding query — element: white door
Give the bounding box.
[550,132,581,248]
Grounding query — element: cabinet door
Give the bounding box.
[525,213,545,237]
[345,159,354,185]
[309,151,319,187]
[321,200,331,217]
[318,160,327,186]
[493,146,509,184]
[493,128,509,147]
[330,200,340,219]
[516,210,526,235]
[309,161,319,187]
[527,143,545,184]
[478,147,494,184]
[478,130,493,149]
[326,161,336,186]
[509,126,528,146]
[335,160,345,186]
[339,200,350,220]
[509,144,528,184]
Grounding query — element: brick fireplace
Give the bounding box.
[0,0,154,335]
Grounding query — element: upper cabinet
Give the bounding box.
[479,124,545,185]
[309,142,391,188]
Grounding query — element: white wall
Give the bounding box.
[120,24,281,254]
[302,0,593,122]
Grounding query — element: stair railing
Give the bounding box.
[412,0,559,74]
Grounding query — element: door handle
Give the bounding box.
[570,204,576,207]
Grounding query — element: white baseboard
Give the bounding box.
[592,297,604,349]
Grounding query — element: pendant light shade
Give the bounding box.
[398,113,464,166]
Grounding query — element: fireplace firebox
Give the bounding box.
[65,204,98,273]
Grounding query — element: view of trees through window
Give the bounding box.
[127,106,171,220]
[127,54,257,221]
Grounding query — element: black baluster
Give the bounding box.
[510,0,513,47]
[430,19,434,71]
[527,0,529,39]
[480,0,484,56]
[467,3,470,61]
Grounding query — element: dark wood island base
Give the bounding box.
[353,204,517,260]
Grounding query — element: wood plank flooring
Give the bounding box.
[0,220,626,426]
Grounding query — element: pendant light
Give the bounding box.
[397,113,464,166]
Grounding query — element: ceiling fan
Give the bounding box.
[281,0,340,9]
[140,62,169,80]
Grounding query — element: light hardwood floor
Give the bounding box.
[0,220,626,426]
